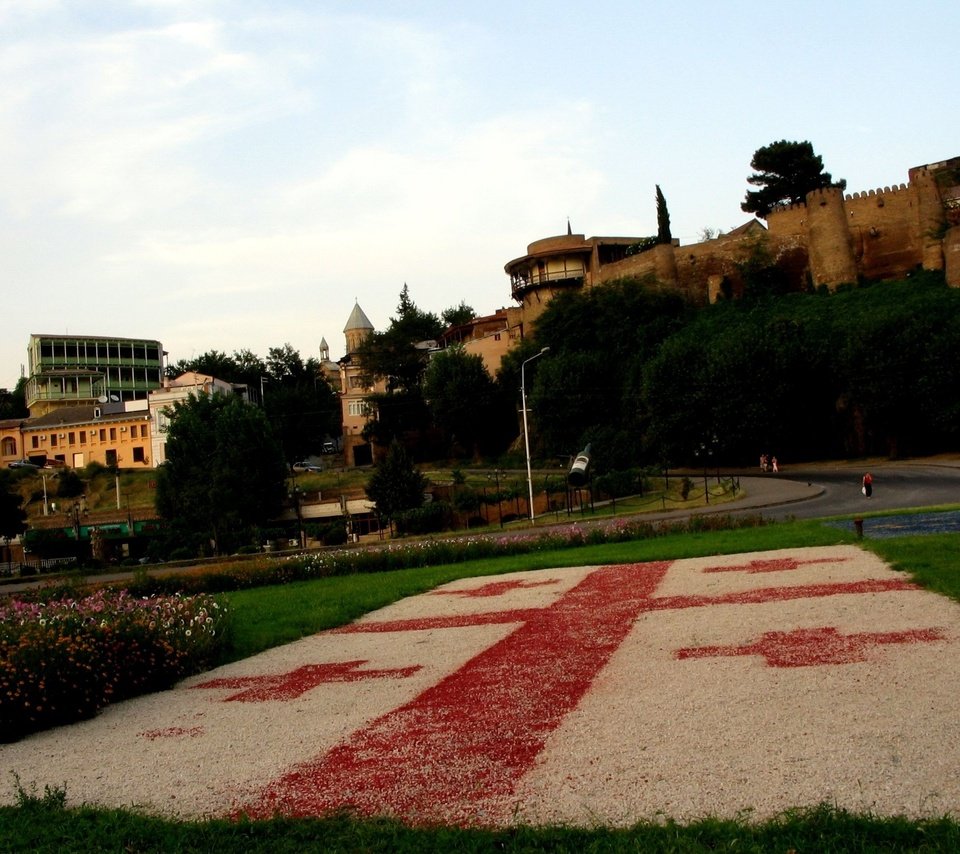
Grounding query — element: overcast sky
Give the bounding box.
[2,0,957,390]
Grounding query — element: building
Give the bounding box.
[438,307,523,376]
[147,371,249,466]
[25,334,166,418]
[20,402,153,469]
[338,302,384,467]
[506,156,960,331]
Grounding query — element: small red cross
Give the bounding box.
[703,556,849,574]
[677,626,945,667]
[192,660,422,702]
[433,578,560,598]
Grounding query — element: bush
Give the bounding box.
[394,502,452,535]
[0,590,229,742]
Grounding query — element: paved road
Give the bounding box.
[755,459,960,520]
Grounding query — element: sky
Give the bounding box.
[2,0,958,390]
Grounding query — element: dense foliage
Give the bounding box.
[167,342,341,463]
[526,270,960,468]
[156,393,288,555]
[422,346,497,458]
[365,441,427,522]
[741,139,846,218]
[0,589,228,741]
[0,470,27,543]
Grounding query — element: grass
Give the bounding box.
[2,799,960,853]
[221,519,854,661]
[4,517,960,851]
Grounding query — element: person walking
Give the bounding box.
[862,472,873,498]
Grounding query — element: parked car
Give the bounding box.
[9,460,39,469]
[292,461,323,473]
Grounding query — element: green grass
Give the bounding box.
[866,533,960,601]
[221,519,854,661]
[6,517,960,851]
[3,794,960,852]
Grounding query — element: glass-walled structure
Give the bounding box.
[26,335,165,417]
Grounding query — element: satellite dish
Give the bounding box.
[97,395,108,404]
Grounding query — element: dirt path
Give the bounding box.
[3,545,959,826]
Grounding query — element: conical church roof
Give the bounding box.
[343,301,374,333]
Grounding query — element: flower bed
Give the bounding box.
[123,514,769,597]
[0,590,228,742]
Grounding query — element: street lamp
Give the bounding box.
[521,347,550,524]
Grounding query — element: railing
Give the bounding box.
[510,270,584,298]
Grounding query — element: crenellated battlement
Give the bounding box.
[846,183,909,200]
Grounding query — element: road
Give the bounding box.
[757,459,960,520]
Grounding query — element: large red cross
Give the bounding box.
[192,661,422,702]
[234,560,934,824]
[677,626,945,667]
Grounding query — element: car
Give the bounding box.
[292,461,323,473]
[9,460,39,469]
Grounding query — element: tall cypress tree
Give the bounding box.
[656,185,672,244]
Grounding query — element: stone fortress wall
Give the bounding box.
[579,156,960,305]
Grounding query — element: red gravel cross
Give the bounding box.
[431,578,560,598]
[676,626,945,667]
[702,556,849,574]
[192,660,422,702]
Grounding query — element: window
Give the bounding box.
[348,400,370,417]
[105,449,118,467]
[99,429,106,442]
[140,424,148,438]
[50,434,58,447]
[80,431,86,445]
[32,436,39,449]
[0,437,15,456]
[110,427,117,441]
[68,432,76,445]
[133,446,145,463]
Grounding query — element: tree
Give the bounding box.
[0,472,27,544]
[365,441,427,522]
[656,185,672,244]
[0,377,28,420]
[422,347,496,457]
[357,284,443,393]
[741,140,846,218]
[156,393,288,555]
[441,302,476,327]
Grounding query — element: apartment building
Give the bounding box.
[26,334,165,418]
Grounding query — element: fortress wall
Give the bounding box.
[945,226,960,287]
[766,201,807,237]
[806,187,858,288]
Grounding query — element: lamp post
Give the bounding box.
[521,347,550,524]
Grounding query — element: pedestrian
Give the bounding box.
[771,456,779,474]
[862,472,873,498]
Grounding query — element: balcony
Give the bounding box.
[510,268,585,300]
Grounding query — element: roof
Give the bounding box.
[343,302,374,333]
[23,406,149,430]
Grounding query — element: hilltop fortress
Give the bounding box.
[506,156,960,330]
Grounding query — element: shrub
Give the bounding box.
[0,589,229,742]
